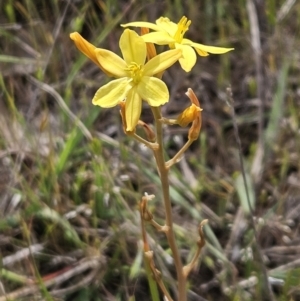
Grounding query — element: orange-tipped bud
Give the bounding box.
[70,32,112,76]
[141,27,157,61]
[119,101,135,135]
[186,88,200,106]
[176,104,202,127]
[70,32,100,67]
[181,88,203,140]
[188,109,202,141]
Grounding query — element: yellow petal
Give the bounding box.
[141,31,175,45]
[119,29,146,66]
[125,86,142,131]
[121,21,162,32]
[70,32,100,67]
[92,78,132,108]
[184,39,234,55]
[176,44,196,72]
[95,49,128,78]
[155,17,178,36]
[143,49,182,76]
[138,76,169,107]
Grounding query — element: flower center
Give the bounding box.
[126,62,144,84]
[173,16,191,43]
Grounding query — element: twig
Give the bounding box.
[183,220,208,278]
[225,274,285,296]
[277,0,296,22]
[0,257,103,301]
[225,207,247,259]
[2,243,44,267]
[269,257,300,274]
[41,0,71,78]
[246,0,265,183]
[226,87,275,301]
[27,75,93,141]
[50,268,99,297]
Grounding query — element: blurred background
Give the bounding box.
[0,0,300,300]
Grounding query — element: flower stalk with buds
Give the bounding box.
[70,16,233,301]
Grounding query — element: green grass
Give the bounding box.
[1,0,300,300]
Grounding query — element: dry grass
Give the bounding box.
[1,0,300,300]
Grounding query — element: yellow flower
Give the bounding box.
[122,16,234,72]
[70,29,182,131]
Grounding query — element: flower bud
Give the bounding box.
[119,101,135,134]
[138,120,156,142]
[141,27,157,61]
[180,88,203,140]
[176,103,202,127]
[188,111,202,140]
[70,32,112,77]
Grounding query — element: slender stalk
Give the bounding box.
[165,139,193,169]
[132,133,159,150]
[183,220,207,277]
[145,250,174,301]
[151,107,187,301]
[139,198,161,301]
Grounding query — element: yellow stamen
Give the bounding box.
[125,62,144,83]
[173,16,191,43]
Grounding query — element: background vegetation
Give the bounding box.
[0,0,300,300]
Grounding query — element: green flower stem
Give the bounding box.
[151,107,187,301]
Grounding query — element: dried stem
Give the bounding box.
[246,0,265,182]
[139,196,161,301]
[145,251,174,301]
[183,220,208,278]
[0,257,102,301]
